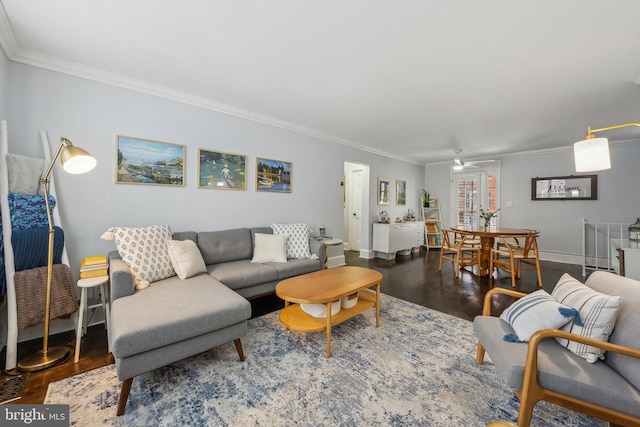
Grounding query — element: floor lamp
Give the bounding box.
[574,122,640,172]
[18,137,96,372]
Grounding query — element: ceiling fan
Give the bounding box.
[452,149,495,170]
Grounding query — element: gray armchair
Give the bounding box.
[473,271,640,426]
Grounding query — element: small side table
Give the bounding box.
[75,275,111,363]
[322,238,344,268]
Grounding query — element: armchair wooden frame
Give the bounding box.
[490,233,542,289]
[439,229,480,278]
[476,288,640,427]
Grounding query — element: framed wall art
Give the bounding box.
[256,157,292,193]
[116,135,185,186]
[531,174,597,200]
[198,149,247,190]
[377,177,390,205]
[396,180,406,206]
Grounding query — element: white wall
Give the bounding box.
[5,62,425,273]
[426,142,640,260]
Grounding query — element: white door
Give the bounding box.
[349,169,363,250]
[452,169,499,227]
[453,172,483,227]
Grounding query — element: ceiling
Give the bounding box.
[2,1,640,165]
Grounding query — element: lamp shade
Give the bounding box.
[60,146,97,174]
[573,137,611,172]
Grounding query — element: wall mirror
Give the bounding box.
[531,174,597,200]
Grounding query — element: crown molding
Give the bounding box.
[0,2,18,58]
[4,44,423,166]
[424,138,640,167]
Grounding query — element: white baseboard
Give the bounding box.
[327,255,346,268]
[538,251,582,265]
[359,249,375,259]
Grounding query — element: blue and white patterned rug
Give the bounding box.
[45,294,605,426]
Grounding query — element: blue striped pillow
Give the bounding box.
[500,289,580,342]
[551,273,621,363]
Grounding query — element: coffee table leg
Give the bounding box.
[375,283,381,327]
[326,302,332,358]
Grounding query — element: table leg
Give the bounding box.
[100,283,111,354]
[375,283,381,327]
[74,288,86,363]
[325,302,332,358]
[479,237,495,276]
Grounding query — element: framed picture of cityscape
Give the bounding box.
[116,135,185,186]
[198,149,247,190]
[256,157,292,193]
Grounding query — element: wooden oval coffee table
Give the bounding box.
[276,266,383,357]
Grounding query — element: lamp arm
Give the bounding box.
[41,138,71,182]
[587,122,640,138]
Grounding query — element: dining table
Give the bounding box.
[450,226,538,276]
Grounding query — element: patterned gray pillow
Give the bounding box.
[112,224,176,288]
[271,223,311,259]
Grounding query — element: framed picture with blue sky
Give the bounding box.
[116,135,185,186]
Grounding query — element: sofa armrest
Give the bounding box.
[481,287,527,316]
[108,251,135,302]
[309,239,326,268]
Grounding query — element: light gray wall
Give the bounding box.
[426,142,640,259]
[0,48,7,119]
[5,62,425,271]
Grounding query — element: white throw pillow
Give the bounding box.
[551,273,621,363]
[167,239,207,279]
[252,233,287,263]
[500,289,580,343]
[271,223,311,259]
[110,224,175,289]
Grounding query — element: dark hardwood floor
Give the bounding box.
[1,248,586,405]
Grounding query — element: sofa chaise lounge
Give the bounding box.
[109,226,325,415]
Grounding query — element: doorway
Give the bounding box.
[344,161,370,257]
[451,167,499,227]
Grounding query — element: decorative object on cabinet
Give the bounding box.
[628,218,640,242]
[197,149,246,190]
[17,130,96,372]
[531,175,597,200]
[377,177,390,205]
[396,180,406,206]
[116,135,184,186]
[423,197,442,250]
[256,157,291,193]
[372,222,423,259]
[573,122,640,172]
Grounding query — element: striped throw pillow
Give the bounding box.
[551,273,621,363]
[500,289,580,342]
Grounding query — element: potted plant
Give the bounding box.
[421,189,430,207]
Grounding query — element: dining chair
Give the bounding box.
[439,229,480,278]
[490,231,542,288]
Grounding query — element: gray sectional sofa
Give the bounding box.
[109,226,325,415]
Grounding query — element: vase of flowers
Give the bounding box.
[480,207,500,230]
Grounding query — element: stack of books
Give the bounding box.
[80,255,108,279]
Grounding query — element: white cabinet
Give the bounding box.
[373,222,423,259]
[610,239,640,280]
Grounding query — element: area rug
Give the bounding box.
[45,294,604,426]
